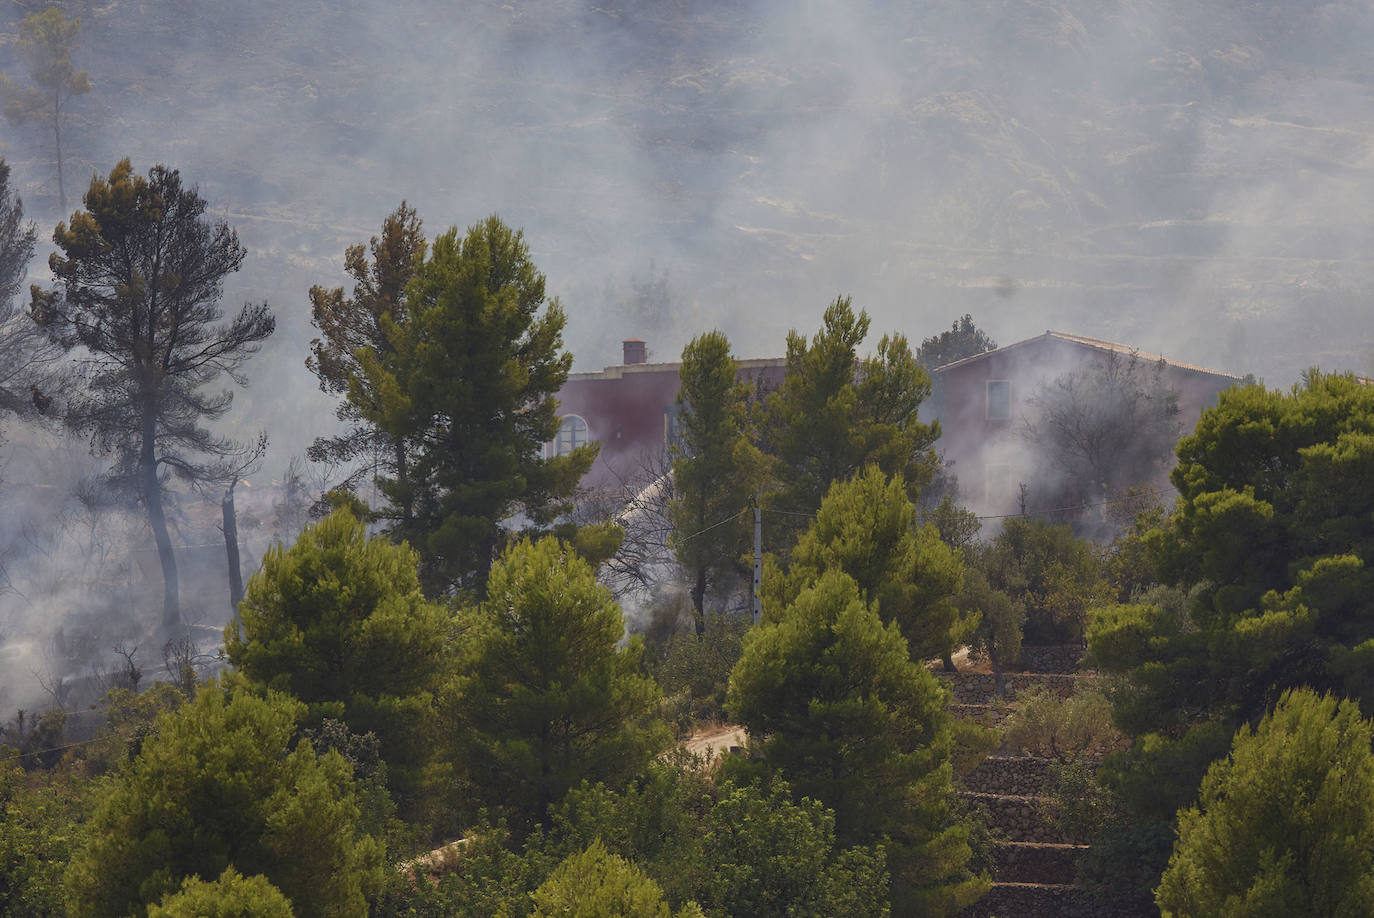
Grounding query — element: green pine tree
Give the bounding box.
[147,868,294,918]
[351,215,595,596]
[1156,689,1374,917]
[0,8,91,210]
[66,677,384,918]
[225,508,450,817]
[766,465,964,664]
[757,296,939,553]
[670,330,768,628]
[728,569,987,916]
[531,840,704,918]
[457,538,670,830]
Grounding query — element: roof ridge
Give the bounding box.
[933,330,1240,379]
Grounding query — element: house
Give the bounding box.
[927,331,1243,519]
[553,331,1242,521]
[552,339,785,492]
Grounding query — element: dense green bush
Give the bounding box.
[1156,689,1374,916]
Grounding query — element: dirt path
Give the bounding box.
[685,724,747,758]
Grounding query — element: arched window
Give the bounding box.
[554,415,589,456]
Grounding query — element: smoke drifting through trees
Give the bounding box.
[1,0,1372,710]
[31,160,275,627]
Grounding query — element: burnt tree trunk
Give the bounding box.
[141,413,179,629]
[222,481,245,613]
[691,563,707,636]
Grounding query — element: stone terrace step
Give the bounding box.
[949,703,1013,728]
[962,755,1057,796]
[992,841,1086,885]
[962,792,1082,845]
[1018,644,1089,674]
[960,882,1095,918]
[940,671,1085,705]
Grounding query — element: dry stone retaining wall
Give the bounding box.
[963,882,1100,918]
[1017,644,1088,674]
[992,842,1084,885]
[963,792,1084,844]
[940,671,1082,704]
[962,755,1064,797]
[949,703,1014,728]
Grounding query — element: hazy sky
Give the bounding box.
[3,2,1369,456]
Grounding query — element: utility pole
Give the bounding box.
[752,490,762,624]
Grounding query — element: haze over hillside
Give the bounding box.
[2,1,1371,462]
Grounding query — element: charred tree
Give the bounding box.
[32,160,274,628]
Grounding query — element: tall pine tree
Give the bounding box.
[306,203,424,508]
[670,331,767,629]
[31,160,274,627]
[350,215,594,595]
[758,296,939,553]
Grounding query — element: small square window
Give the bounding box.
[986,380,1011,420]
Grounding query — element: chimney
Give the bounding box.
[623,338,647,365]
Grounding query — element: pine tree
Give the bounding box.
[0,8,91,211]
[147,869,294,918]
[767,465,964,664]
[1156,689,1374,917]
[350,215,594,595]
[670,330,767,628]
[306,203,424,506]
[0,157,59,439]
[758,296,938,552]
[458,537,669,830]
[225,508,450,814]
[531,840,704,918]
[66,677,384,918]
[728,569,987,916]
[31,160,274,627]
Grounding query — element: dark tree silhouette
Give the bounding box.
[915,314,997,368]
[31,160,274,627]
[0,157,60,435]
[306,202,423,513]
[0,8,91,211]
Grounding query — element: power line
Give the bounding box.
[761,507,814,519]
[4,733,107,763]
[677,508,750,543]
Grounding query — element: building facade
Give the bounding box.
[553,332,1242,519]
[927,331,1242,519]
[552,339,785,492]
